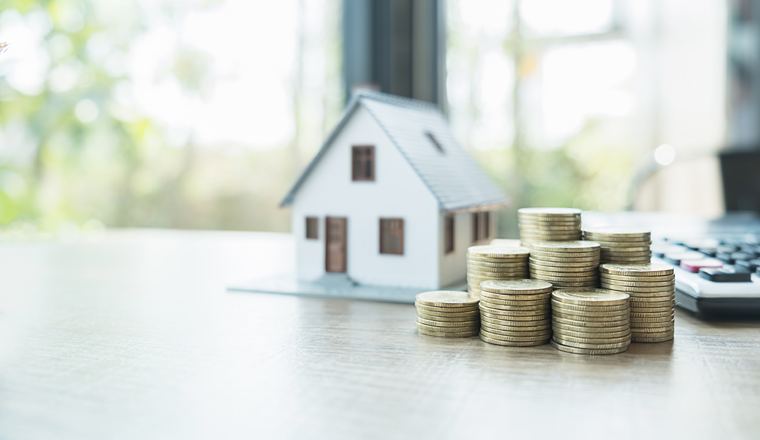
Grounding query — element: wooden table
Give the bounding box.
[1,230,759,439]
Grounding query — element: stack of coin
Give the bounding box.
[467,245,530,294]
[529,241,601,288]
[478,279,553,347]
[551,288,631,355]
[415,291,480,337]
[599,264,675,343]
[518,207,582,247]
[583,227,652,264]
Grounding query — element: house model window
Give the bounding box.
[352,146,375,181]
[444,215,454,253]
[305,217,318,239]
[482,212,490,240]
[471,212,480,243]
[380,218,404,255]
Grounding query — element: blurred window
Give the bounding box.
[444,215,455,253]
[380,218,404,255]
[352,146,375,181]
[472,213,480,243]
[305,217,318,239]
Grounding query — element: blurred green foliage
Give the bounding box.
[0,0,303,233]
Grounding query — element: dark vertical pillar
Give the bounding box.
[343,0,446,110]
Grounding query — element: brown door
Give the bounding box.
[325,217,347,273]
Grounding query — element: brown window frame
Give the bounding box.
[379,218,404,255]
[352,145,375,181]
[482,212,490,240]
[305,217,318,239]
[472,212,480,243]
[444,214,455,254]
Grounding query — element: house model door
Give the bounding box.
[325,217,347,273]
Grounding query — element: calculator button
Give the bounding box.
[699,267,752,282]
[681,259,723,273]
[664,251,704,265]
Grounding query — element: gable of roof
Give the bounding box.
[280,90,507,211]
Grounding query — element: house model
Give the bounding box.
[280,90,507,289]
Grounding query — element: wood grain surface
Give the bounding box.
[0,230,759,440]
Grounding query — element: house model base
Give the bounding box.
[228,272,468,304]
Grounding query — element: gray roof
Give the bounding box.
[280,90,507,211]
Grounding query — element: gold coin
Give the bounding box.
[597,245,651,252]
[468,256,529,264]
[521,232,582,239]
[480,310,551,321]
[552,310,629,321]
[528,264,599,274]
[628,294,675,303]
[599,263,674,277]
[600,283,674,293]
[553,327,630,339]
[630,320,675,329]
[518,207,582,216]
[468,269,529,278]
[480,320,551,332]
[480,328,552,342]
[468,273,529,281]
[631,333,674,343]
[600,254,652,260]
[630,308,674,316]
[553,321,629,332]
[601,256,651,262]
[540,280,598,288]
[468,261,528,270]
[417,312,480,322]
[582,227,651,238]
[476,296,549,306]
[552,316,628,327]
[519,224,581,232]
[550,300,629,313]
[480,324,552,338]
[529,258,599,269]
[629,313,674,323]
[553,332,631,345]
[529,255,600,263]
[479,303,549,316]
[518,218,580,225]
[550,340,629,355]
[480,315,551,328]
[415,291,479,308]
[552,288,629,306]
[630,324,675,334]
[601,273,675,282]
[591,241,653,248]
[415,303,479,314]
[415,317,480,333]
[529,249,600,258]
[529,270,598,279]
[552,336,631,350]
[467,245,530,259]
[530,241,601,253]
[480,333,550,347]
[417,327,480,338]
[478,299,550,312]
[478,290,553,301]
[599,250,652,258]
[479,279,553,294]
[530,266,598,276]
[600,279,674,288]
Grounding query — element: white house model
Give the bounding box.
[281,90,507,289]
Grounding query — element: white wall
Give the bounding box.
[291,105,441,288]
[438,210,497,287]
